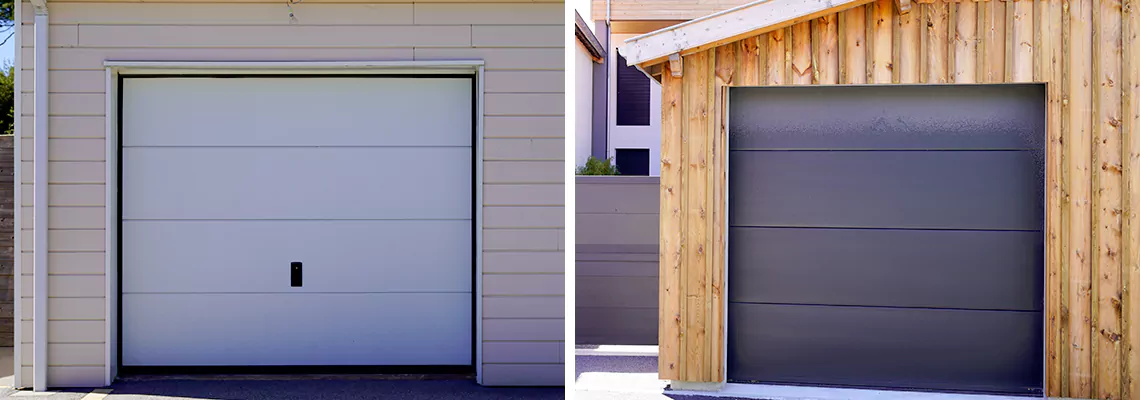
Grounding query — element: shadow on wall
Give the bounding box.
[0,135,11,351]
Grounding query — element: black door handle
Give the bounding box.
[291,261,302,287]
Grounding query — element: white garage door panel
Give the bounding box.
[122,293,472,366]
[122,220,471,293]
[123,76,473,367]
[122,147,471,220]
[123,77,472,147]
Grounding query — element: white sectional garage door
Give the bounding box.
[120,77,474,367]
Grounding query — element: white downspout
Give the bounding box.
[30,0,49,392]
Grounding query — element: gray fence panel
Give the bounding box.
[575,176,658,345]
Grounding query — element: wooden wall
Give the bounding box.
[653,0,1140,398]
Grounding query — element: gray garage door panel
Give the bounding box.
[728,227,1043,311]
[728,85,1045,150]
[730,150,1043,231]
[576,307,658,346]
[727,303,1043,394]
[576,276,657,308]
[727,84,1044,394]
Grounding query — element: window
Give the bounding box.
[615,148,650,176]
[616,52,650,126]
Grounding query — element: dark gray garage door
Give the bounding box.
[726,85,1044,395]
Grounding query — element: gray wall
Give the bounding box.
[575,176,658,345]
[0,136,12,346]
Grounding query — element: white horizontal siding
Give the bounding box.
[483,252,564,274]
[20,320,105,344]
[20,253,105,275]
[485,229,562,251]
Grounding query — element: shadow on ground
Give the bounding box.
[575,355,749,400]
[1,375,563,400]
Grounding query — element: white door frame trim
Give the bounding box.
[103,60,486,386]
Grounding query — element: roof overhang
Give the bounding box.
[575,11,606,63]
[619,0,912,68]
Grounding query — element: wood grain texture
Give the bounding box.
[1069,0,1095,397]
[1095,1,1124,398]
[767,29,787,85]
[925,2,949,83]
[711,46,731,384]
[644,0,1140,393]
[953,1,977,83]
[982,0,1006,83]
[843,6,868,84]
[1011,0,1034,82]
[1125,0,1140,398]
[872,0,894,83]
[898,4,921,83]
[791,22,813,84]
[739,37,761,86]
[658,56,684,381]
[816,14,840,84]
[1042,1,1064,395]
[682,50,711,381]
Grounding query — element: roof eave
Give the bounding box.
[619,0,881,68]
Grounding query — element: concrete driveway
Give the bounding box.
[0,375,563,400]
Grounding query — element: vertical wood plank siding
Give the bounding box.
[651,1,1140,397]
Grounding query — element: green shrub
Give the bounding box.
[576,156,620,175]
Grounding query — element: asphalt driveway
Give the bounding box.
[0,376,563,400]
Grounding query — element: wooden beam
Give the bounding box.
[658,53,684,382]
[895,0,911,15]
[669,53,683,77]
[620,0,875,67]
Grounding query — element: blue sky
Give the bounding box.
[2,26,12,67]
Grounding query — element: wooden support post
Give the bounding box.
[658,54,684,382]
[681,50,711,382]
